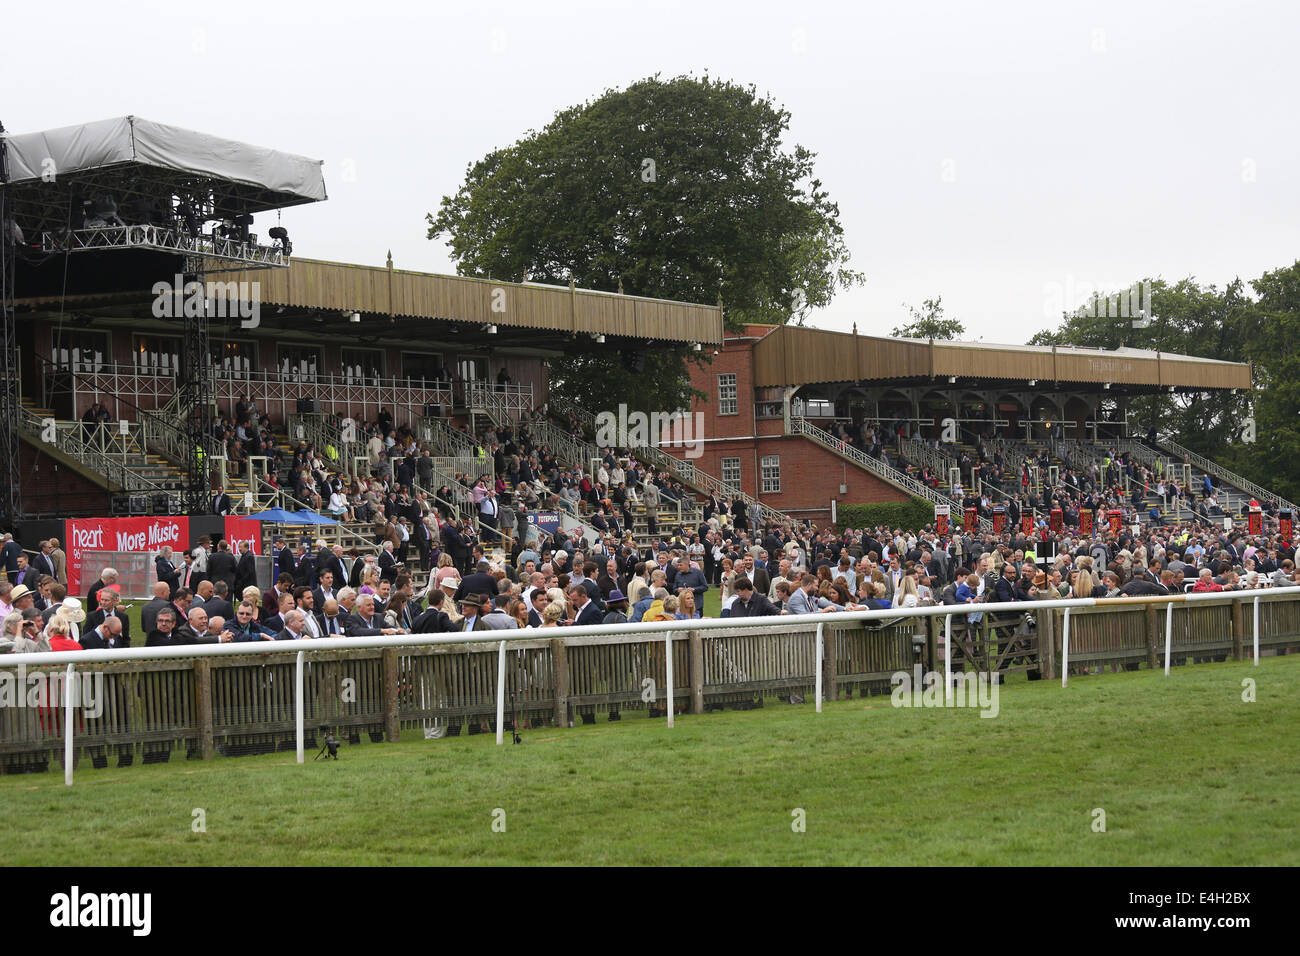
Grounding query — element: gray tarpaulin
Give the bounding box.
[3,115,326,203]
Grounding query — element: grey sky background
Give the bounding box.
[6,0,1297,345]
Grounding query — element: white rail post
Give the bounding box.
[496,640,507,745]
[944,614,953,704]
[1164,601,1174,676]
[1253,595,1261,666]
[666,631,675,728]
[296,650,305,764]
[1061,608,1072,688]
[815,622,824,713]
[64,663,75,787]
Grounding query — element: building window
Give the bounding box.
[211,340,256,379]
[277,345,322,383]
[342,348,384,384]
[401,352,450,384]
[718,373,738,415]
[134,335,181,376]
[721,457,742,495]
[52,330,109,374]
[760,455,781,494]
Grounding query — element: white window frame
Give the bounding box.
[760,455,781,494]
[720,457,742,495]
[717,373,738,416]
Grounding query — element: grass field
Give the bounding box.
[3,656,1297,866]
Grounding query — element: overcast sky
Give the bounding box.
[6,0,1297,345]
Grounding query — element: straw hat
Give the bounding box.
[56,597,86,624]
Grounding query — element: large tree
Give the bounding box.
[1027,268,1300,503]
[427,74,864,415]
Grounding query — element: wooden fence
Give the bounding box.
[2,593,1298,773]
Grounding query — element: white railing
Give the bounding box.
[18,406,174,493]
[898,436,955,477]
[15,586,1299,786]
[790,417,993,533]
[1144,437,1297,514]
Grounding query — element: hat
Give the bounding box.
[57,597,86,624]
[606,589,628,606]
[1033,572,1047,587]
[9,584,33,602]
[458,592,484,608]
[439,576,461,591]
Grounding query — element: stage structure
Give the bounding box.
[0,116,326,523]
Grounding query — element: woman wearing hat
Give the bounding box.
[602,589,630,625]
[54,597,86,643]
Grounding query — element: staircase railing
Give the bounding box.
[790,417,993,533]
[1140,437,1297,514]
[897,436,954,476]
[17,405,174,493]
[547,393,795,527]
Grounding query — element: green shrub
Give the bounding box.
[835,497,942,532]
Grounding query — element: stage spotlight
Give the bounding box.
[486,324,498,335]
[269,225,292,256]
[350,312,361,324]
[595,334,606,344]
[693,342,702,352]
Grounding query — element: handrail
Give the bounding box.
[1138,437,1297,514]
[790,416,993,533]
[547,393,796,526]
[898,436,954,476]
[17,406,173,493]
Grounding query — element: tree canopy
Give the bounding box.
[427,74,864,415]
[891,297,965,340]
[1028,264,1300,503]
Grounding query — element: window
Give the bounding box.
[52,330,109,373]
[134,335,181,376]
[401,352,449,384]
[342,348,384,384]
[718,373,738,415]
[277,345,322,383]
[721,457,742,495]
[211,340,256,380]
[760,455,781,494]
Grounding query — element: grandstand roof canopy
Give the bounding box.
[750,325,1252,392]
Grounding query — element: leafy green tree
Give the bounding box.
[891,297,964,340]
[427,74,864,415]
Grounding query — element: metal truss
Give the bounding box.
[40,224,289,267]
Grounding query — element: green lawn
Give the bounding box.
[2,656,1297,865]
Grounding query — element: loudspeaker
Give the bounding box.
[296,398,318,413]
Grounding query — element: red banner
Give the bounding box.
[1108,509,1123,534]
[1080,509,1093,535]
[1050,508,1063,534]
[1248,507,1262,537]
[223,517,263,556]
[1281,510,1293,540]
[992,507,1006,534]
[964,507,978,529]
[1021,515,1033,535]
[65,516,189,597]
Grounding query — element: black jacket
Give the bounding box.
[207,551,237,591]
[84,609,131,647]
[729,593,782,617]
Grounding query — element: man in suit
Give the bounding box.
[738,553,771,598]
[30,542,57,581]
[456,594,491,631]
[140,581,172,633]
[526,588,549,627]
[275,609,310,641]
[46,538,68,586]
[211,486,233,516]
[145,607,181,646]
[786,575,840,615]
[567,584,604,627]
[276,538,296,581]
[345,594,400,636]
[262,573,295,624]
[262,590,294,634]
[201,581,235,624]
[233,542,257,598]
[316,597,348,637]
[174,607,218,645]
[84,588,131,647]
[315,539,341,585]
[293,544,315,589]
[312,569,339,613]
[81,614,125,650]
[155,550,180,599]
[294,587,326,639]
[455,560,498,604]
[441,521,469,573]
[411,591,452,633]
[207,541,237,594]
[378,541,400,584]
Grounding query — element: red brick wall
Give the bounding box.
[19,441,112,517]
